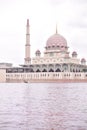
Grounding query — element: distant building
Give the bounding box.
[0,63,12,68]
[0,19,87,82]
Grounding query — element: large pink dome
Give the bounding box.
[46,33,67,49]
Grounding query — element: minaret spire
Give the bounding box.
[24,19,31,65]
[26,19,29,35]
[56,23,58,34]
[27,19,29,26]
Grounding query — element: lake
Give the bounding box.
[0,83,87,130]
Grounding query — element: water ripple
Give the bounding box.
[0,83,87,130]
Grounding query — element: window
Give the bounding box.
[50,52,54,56]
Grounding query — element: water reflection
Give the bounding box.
[0,83,87,130]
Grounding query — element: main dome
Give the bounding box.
[46,33,67,49]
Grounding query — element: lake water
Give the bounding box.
[0,83,87,130]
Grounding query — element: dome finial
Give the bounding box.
[56,23,58,34]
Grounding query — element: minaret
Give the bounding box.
[24,19,31,64]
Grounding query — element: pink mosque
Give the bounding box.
[0,19,87,82]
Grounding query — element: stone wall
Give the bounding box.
[6,72,87,83]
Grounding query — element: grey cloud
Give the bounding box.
[68,0,87,4]
[47,0,87,6]
[67,21,87,29]
[74,0,87,4]
[47,0,66,6]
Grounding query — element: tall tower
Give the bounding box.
[25,19,31,64]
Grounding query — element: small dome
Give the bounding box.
[35,49,41,54]
[46,33,67,50]
[81,58,86,62]
[72,51,77,55]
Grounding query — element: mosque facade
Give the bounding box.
[0,19,87,82]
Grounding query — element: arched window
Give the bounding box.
[36,69,41,72]
[30,69,34,72]
[73,69,75,72]
[49,69,54,72]
[55,68,61,72]
[42,69,47,72]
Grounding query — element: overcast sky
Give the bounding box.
[0,0,87,66]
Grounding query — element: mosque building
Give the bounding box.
[0,19,87,82]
